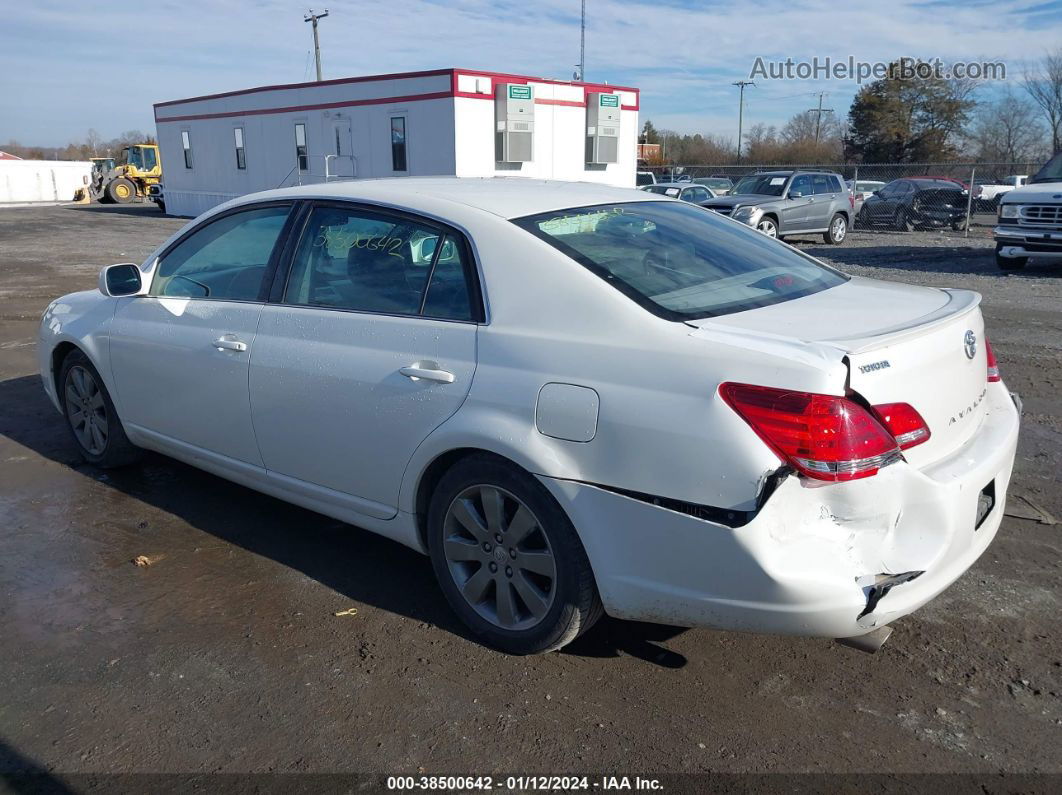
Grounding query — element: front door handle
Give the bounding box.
[214,336,248,352]
[400,364,455,384]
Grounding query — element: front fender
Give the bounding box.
[38,290,117,413]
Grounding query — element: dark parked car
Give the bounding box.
[857,179,969,231]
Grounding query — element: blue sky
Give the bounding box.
[2,0,1060,147]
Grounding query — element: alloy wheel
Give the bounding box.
[757,219,778,237]
[442,485,557,630]
[831,216,847,241]
[65,365,108,455]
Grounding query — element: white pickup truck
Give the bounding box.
[977,175,1027,207]
[994,154,1062,270]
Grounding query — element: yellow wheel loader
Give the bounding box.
[92,144,164,210]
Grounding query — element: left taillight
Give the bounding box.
[985,338,1001,383]
[719,383,901,482]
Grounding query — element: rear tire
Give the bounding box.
[823,213,848,244]
[995,244,1027,271]
[59,350,141,468]
[106,177,136,204]
[427,454,602,654]
[893,208,913,232]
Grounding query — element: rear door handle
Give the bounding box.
[400,364,455,384]
[214,336,248,352]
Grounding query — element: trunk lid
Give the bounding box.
[690,277,989,467]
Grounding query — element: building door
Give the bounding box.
[330,119,355,178]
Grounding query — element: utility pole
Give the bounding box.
[732,81,754,161]
[807,92,834,143]
[573,0,586,81]
[304,9,329,82]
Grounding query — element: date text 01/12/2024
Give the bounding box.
[386,775,664,791]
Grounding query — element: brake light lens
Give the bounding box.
[871,402,931,450]
[985,338,1001,382]
[720,383,901,482]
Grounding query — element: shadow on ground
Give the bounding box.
[0,374,688,667]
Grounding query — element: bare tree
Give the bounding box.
[967,88,1048,163]
[1023,48,1062,153]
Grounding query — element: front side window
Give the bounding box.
[513,201,847,321]
[181,131,192,169]
[295,123,308,171]
[150,205,291,301]
[284,205,475,320]
[234,128,246,169]
[788,175,813,196]
[390,117,407,172]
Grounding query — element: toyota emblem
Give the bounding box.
[964,330,977,360]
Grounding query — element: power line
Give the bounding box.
[304,9,329,82]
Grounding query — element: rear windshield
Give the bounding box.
[512,201,848,321]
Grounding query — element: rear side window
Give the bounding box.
[812,174,834,194]
[513,201,847,321]
[151,205,291,300]
[284,205,476,321]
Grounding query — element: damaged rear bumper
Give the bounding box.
[538,382,1020,639]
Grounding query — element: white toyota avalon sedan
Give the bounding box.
[39,178,1020,655]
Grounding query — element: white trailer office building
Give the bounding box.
[154,68,640,217]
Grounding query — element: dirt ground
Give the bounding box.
[0,203,1060,789]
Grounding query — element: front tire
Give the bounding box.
[756,217,778,238]
[106,177,136,204]
[824,213,848,244]
[893,208,913,232]
[427,455,602,654]
[59,350,141,468]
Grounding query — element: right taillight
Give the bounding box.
[871,402,931,450]
[720,383,901,482]
[985,338,1001,382]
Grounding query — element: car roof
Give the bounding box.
[230,177,668,221]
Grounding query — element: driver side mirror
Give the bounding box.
[788,189,804,199]
[99,263,142,297]
[872,190,881,196]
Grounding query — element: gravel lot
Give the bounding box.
[1,203,1060,789]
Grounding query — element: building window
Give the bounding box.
[390,117,407,172]
[294,123,308,172]
[181,130,193,169]
[234,128,246,169]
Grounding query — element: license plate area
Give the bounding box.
[975,479,996,530]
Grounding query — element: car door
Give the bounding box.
[248,202,481,519]
[109,203,296,465]
[868,181,902,220]
[779,174,812,232]
[808,174,838,230]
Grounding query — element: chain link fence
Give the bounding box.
[646,162,1040,238]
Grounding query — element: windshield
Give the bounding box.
[731,174,789,196]
[1031,153,1062,184]
[512,201,847,320]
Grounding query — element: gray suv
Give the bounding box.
[700,170,853,244]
